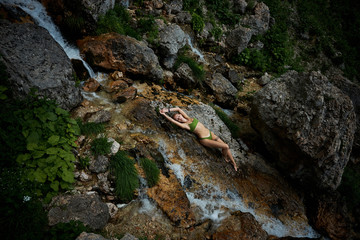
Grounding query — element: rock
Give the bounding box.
[108,80,129,92]
[147,173,196,228]
[328,72,360,163]
[83,78,101,92]
[158,24,188,68]
[112,86,137,103]
[212,211,268,240]
[174,11,192,24]
[120,233,139,240]
[233,0,248,14]
[89,155,109,173]
[228,69,243,87]
[109,71,124,80]
[80,170,92,182]
[78,33,163,81]
[241,2,271,36]
[78,0,115,22]
[225,26,253,58]
[311,194,351,240]
[109,138,120,154]
[76,232,109,240]
[257,72,271,86]
[106,203,118,218]
[97,172,111,194]
[0,20,82,110]
[48,194,110,230]
[72,59,90,81]
[86,109,112,123]
[174,63,196,88]
[204,73,238,105]
[250,71,356,190]
[164,0,183,14]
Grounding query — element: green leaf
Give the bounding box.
[32,150,45,159]
[27,142,38,151]
[48,135,60,145]
[16,153,31,164]
[47,122,55,132]
[27,131,40,144]
[22,129,30,138]
[46,112,57,121]
[55,107,68,116]
[46,147,60,155]
[34,168,47,183]
[50,181,59,192]
[61,170,75,183]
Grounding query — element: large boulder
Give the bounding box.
[48,194,110,230]
[205,73,238,106]
[241,2,271,36]
[250,71,356,190]
[225,26,253,58]
[158,24,188,68]
[78,33,163,81]
[0,20,82,110]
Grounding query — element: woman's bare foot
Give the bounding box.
[222,149,230,162]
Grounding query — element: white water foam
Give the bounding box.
[157,138,320,238]
[186,36,205,63]
[3,0,95,78]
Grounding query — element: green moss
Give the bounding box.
[110,151,139,202]
[211,104,241,139]
[140,158,160,187]
[90,137,112,156]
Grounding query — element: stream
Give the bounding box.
[8,0,321,238]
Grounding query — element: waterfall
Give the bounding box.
[186,36,205,63]
[3,0,95,78]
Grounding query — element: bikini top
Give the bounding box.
[188,118,198,132]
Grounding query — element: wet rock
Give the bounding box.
[110,71,124,81]
[0,20,82,110]
[112,86,137,103]
[108,80,129,92]
[48,194,109,230]
[78,33,163,81]
[83,78,101,92]
[85,109,112,123]
[147,173,196,228]
[212,211,268,240]
[204,73,238,105]
[250,71,356,190]
[174,62,196,88]
[72,59,90,81]
[76,232,109,240]
[0,3,34,23]
[158,24,188,68]
[225,26,253,58]
[89,155,109,173]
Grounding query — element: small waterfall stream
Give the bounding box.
[6,0,320,238]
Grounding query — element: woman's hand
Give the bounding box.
[160,108,167,114]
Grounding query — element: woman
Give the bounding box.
[160,107,237,171]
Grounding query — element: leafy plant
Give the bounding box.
[90,137,112,156]
[211,104,241,139]
[45,220,91,240]
[140,158,160,187]
[137,15,159,44]
[110,151,139,202]
[191,13,205,33]
[78,156,90,169]
[205,0,240,26]
[77,119,105,136]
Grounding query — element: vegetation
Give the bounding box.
[205,0,240,26]
[78,156,90,169]
[90,137,112,156]
[338,165,360,211]
[211,104,241,139]
[77,119,105,136]
[45,220,91,240]
[191,13,205,33]
[174,47,205,82]
[110,151,139,202]
[140,158,160,187]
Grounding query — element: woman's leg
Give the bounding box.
[200,133,237,171]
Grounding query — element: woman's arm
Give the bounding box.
[160,111,188,129]
[172,107,190,120]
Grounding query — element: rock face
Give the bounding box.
[76,232,110,240]
[0,20,82,110]
[48,194,110,229]
[225,26,253,58]
[241,2,271,35]
[158,24,188,68]
[78,33,163,81]
[250,71,356,190]
[212,211,268,240]
[205,73,238,105]
[79,0,115,22]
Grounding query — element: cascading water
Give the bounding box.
[3,0,95,78]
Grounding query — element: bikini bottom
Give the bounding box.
[199,130,212,140]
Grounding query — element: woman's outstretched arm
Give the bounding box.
[160,109,188,129]
[172,107,190,120]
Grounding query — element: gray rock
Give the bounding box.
[228,69,243,87]
[80,0,115,22]
[225,26,253,58]
[76,232,109,240]
[257,72,271,86]
[174,63,196,88]
[89,155,109,173]
[233,0,248,14]
[241,2,270,36]
[164,0,183,14]
[205,73,238,105]
[158,24,188,68]
[174,11,192,24]
[250,71,356,190]
[86,110,112,123]
[97,172,111,194]
[120,233,139,240]
[48,194,110,230]
[0,20,82,110]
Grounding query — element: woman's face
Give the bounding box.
[173,113,187,123]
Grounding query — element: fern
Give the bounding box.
[140,158,160,187]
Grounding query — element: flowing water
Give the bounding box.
[7,0,320,238]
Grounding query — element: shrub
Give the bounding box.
[191,13,205,33]
[140,158,160,187]
[110,151,139,202]
[211,104,241,139]
[77,119,105,136]
[90,137,112,156]
[205,0,240,26]
[78,156,90,169]
[174,54,205,82]
[45,220,91,240]
[137,15,159,44]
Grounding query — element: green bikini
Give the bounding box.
[188,118,213,140]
